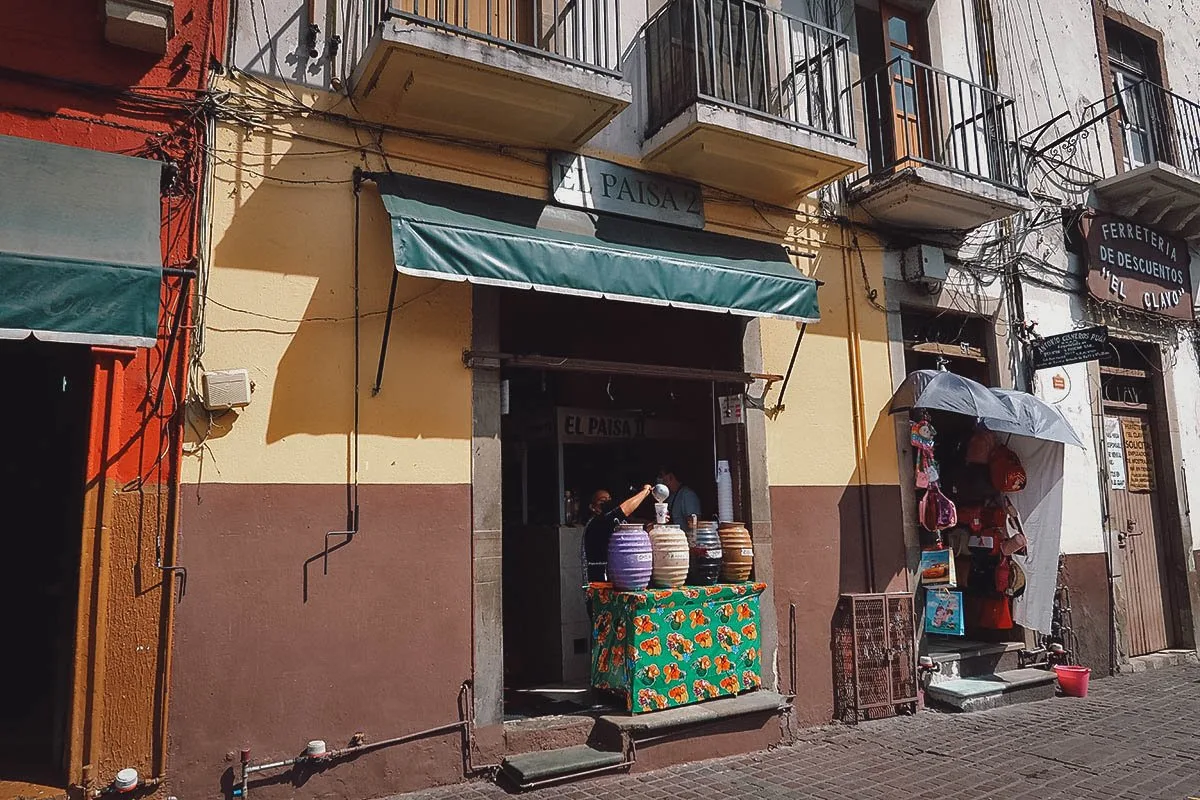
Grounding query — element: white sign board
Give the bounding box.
[550,152,705,229]
[718,394,745,425]
[1104,416,1127,490]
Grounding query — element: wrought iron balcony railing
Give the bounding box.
[361,0,622,75]
[850,55,1023,191]
[644,0,854,142]
[1113,78,1200,177]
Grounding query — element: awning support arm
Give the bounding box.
[371,267,400,396]
[463,350,782,386]
[764,322,806,418]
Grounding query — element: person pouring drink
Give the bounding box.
[582,484,654,584]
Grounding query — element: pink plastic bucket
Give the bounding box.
[1053,665,1091,697]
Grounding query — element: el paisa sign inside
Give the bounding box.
[1081,211,1194,321]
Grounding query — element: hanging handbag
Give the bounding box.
[920,483,958,532]
[989,444,1027,493]
[925,588,965,636]
[965,425,997,464]
[918,548,957,587]
[1001,496,1029,556]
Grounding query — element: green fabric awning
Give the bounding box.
[370,173,821,322]
[0,134,163,347]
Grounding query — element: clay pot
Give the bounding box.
[649,524,690,588]
[718,522,753,583]
[687,521,723,586]
[607,523,652,591]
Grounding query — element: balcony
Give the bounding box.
[641,0,866,204]
[349,0,631,149]
[847,57,1031,231]
[1094,80,1200,243]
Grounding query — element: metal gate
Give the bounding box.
[833,592,918,722]
[1105,406,1178,656]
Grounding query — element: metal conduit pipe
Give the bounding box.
[237,723,469,798]
[235,682,495,799]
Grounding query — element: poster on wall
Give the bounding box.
[1121,418,1156,492]
[1105,417,1127,490]
[1081,212,1194,321]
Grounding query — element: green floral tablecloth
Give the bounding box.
[588,583,766,713]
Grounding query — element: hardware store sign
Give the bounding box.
[551,152,705,229]
[1082,212,1193,320]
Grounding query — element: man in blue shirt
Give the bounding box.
[658,465,702,534]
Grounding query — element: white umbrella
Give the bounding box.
[888,369,1018,422]
[985,388,1087,449]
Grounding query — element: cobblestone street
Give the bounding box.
[397,664,1200,800]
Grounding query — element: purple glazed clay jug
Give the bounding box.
[608,523,653,591]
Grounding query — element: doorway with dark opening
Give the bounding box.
[0,339,92,789]
[496,290,747,720]
[899,309,1027,670]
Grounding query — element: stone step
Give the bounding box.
[502,713,598,754]
[596,690,788,739]
[499,744,625,788]
[925,668,1057,712]
[927,639,1023,683]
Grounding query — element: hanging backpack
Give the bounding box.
[989,444,1027,493]
[965,426,997,465]
[920,483,958,532]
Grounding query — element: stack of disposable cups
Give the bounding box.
[716,460,734,523]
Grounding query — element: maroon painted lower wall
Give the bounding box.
[769,484,906,727]
[169,483,473,800]
[1060,552,1112,676]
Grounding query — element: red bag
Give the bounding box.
[960,505,984,533]
[989,445,1027,492]
[994,557,1011,594]
[965,427,996,464]
[920,483,958,532]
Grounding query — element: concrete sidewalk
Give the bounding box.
[393,663,1200,800]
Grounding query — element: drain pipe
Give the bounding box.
[235,682,494,799]
[237,724,469,798]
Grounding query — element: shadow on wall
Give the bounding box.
[207,117,472,445]
[770,380,911,726]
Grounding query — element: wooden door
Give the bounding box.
[880,4,928,166]
[1106,409,1177,655]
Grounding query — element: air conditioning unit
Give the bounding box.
[201,369,252,411]
[902,244,948,284]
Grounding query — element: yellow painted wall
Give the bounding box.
[182,76,547,486]
[759,226,899,489]
[190,75,898,490]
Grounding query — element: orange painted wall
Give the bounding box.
[0,0,224,792]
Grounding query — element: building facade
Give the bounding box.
[993,0,1200,672]
[170,0,1200,796]
[169,0,912,797]
[3,0,1196,799]
[0,1,219,797]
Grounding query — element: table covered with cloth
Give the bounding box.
[588,582,766,713]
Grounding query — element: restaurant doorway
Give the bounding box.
[495,290,747,719]
[0,339,92,788]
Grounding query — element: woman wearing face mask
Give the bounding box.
[582,484,654,584]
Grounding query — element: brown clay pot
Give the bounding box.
[718,522,753,583]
